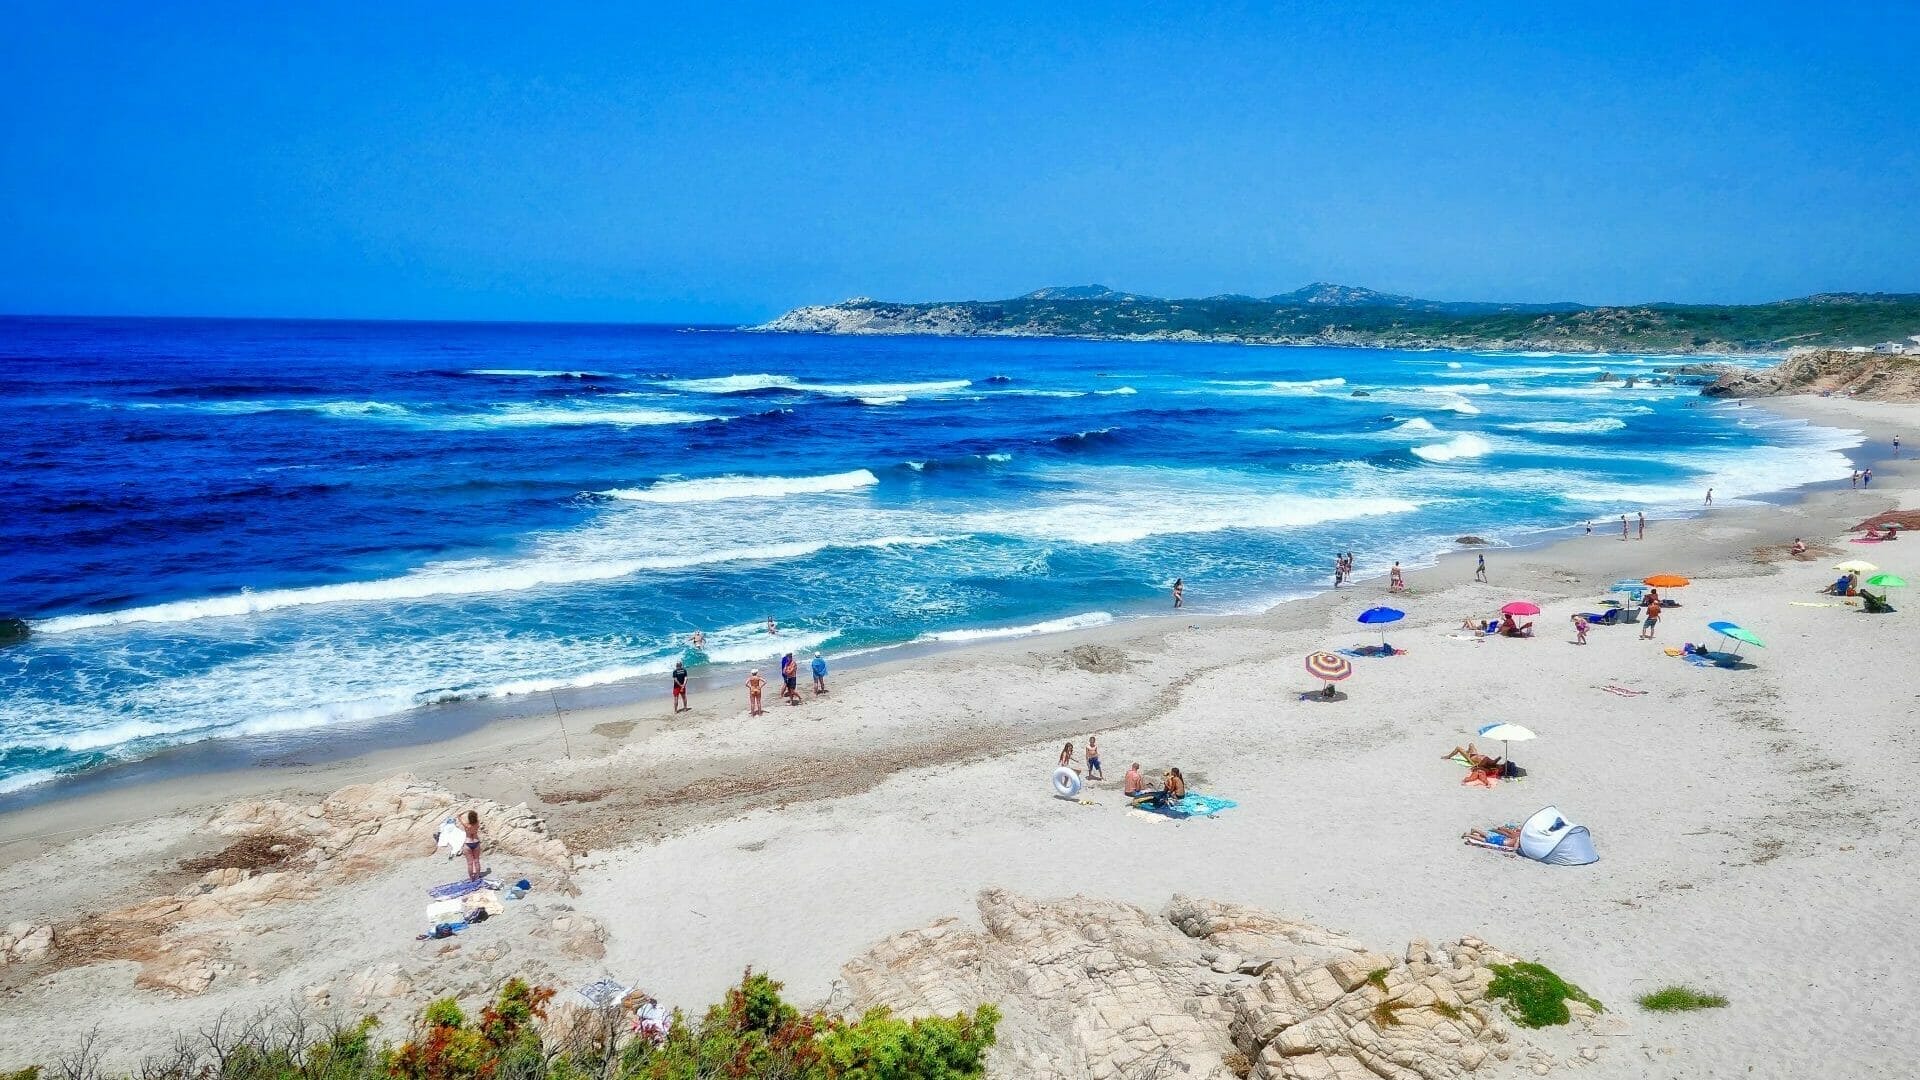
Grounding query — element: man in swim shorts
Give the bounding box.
[810,652,827,694]
[671,660,689,713]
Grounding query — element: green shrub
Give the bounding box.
[24,970,994,1080]
[1486,962,1602,1028]
[621,970,996,1080]
[1637,986,1728,1012]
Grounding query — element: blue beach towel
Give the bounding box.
[428,877,498,900]
[1135,794,1238,820]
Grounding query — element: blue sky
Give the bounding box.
[2,2,1916,322]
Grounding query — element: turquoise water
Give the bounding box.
[0,318,1853,793]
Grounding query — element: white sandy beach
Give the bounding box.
[3,394,1918,1078]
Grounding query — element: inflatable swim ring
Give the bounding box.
[1051,767,1083,798]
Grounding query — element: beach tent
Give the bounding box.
[1517,805,1598,866]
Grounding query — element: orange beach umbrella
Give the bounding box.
[1642,574,1690,588]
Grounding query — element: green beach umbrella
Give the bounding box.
[1866,574,1907,589]
[1706,620,1765,658]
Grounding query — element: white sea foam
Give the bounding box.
[1388,418,1440,436]
[918,611,1115,643]
[961,484,1419,545]
[598,469,879,503]
[665,373,969,396]
[859,396,907,406]
[1411,433,1495,462]
[466,405,717,428]
[1504,418,1628,434]
[34,534,949,633]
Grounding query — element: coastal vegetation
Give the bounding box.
[1636,986,1730,1013]
[759,285,1920,354]
[1485,961,1604,1028]
[21,974,997,1080]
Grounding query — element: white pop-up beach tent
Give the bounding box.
[1518,805,1598,865]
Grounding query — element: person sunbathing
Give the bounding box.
[1498,613,1533,637]
[1442,743,1501,770]
[1464,825,1521,848]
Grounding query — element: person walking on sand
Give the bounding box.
[1085,736,1104,780]
[1474,553,1487,582]
[1572,613,1589,645]
[1389,561,1405,592]
[459,810,483,882]
[1863,468,1872,486]
[1704,488,1713,506]
[1172,578,1184,608]
[1639,596,1662,640]
[671,660,689,713]
[811,652,827,694]
[1851,469,1860,488]
[746,669,765,715]
[1637,511,1645,540]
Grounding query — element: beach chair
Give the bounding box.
[1862,590,1897,614]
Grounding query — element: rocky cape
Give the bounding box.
[754,285,1920,355]
[1704,347,1920,401]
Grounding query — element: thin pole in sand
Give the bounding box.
[549,689,573,759]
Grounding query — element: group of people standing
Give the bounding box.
[668,622,830,717]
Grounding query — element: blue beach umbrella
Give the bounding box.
[1356,606,1405,645]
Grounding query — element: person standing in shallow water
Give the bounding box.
[1705,488,1713,506]
[1171,578,1183,608]
[1620,514,1629,541]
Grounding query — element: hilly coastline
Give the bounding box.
[756,283,1920,355]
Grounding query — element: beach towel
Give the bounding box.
[1339,645,1406,658]
[1598,685,1647,697]
[1132,793,1238,820]
[428,877,498,900]
[1464,837,1518,856]
[1790,601,1845,608]
[577,978,631,1009]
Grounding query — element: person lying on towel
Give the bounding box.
[1464,825,1520,848]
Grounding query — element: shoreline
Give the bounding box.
[1,392,1902,850]
[1,390,1916,1076]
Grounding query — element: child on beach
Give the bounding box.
[1058,741,1077,772]
[1085,736,1103,780]
[1640,597,1662,639]
[1572,613,1589,645]
[746,669,765,715]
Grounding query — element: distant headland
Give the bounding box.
[754,283,1920,355]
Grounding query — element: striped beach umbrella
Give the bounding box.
[1305,651,1353,683]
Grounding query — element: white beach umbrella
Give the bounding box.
[1475,722,1536,762]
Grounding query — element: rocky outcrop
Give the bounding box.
[0,618,28,647]
[842,890,1613,1080]
[35,775,575,997]
[1705,348,1920,401]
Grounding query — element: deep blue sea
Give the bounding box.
[0,317,1857,793]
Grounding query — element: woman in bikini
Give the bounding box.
[746,669,766,715]
[460,810,483,882]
